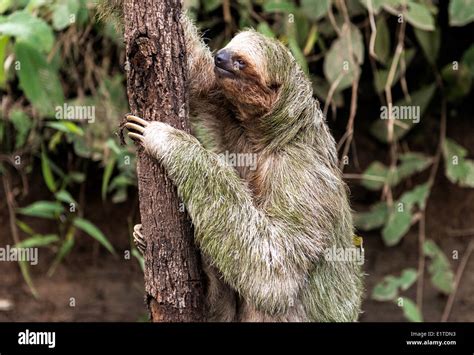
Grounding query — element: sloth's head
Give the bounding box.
[214,30,299,120]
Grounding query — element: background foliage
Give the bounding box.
[0,0,473,321]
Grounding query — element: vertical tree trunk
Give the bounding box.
[123,0,205,322]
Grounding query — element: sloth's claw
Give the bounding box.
[133,224,146,255]
[126,114,149,128]
[125,122,146,134]
[128,132,144,143]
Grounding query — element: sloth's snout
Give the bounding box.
[214,49,233,71]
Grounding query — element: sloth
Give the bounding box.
[123,12,363,322]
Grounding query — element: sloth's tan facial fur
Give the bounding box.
[213,31,281,120]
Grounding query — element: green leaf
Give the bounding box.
[16,220,34,235]
[69,171,86,183]
[423,239,454,294]
[0,35,8,87]
[52,0,79,30]
[374,16,390,64]
[202,0,221,12]
[112,188,128,204]
[9,110,32,148]
[15,234,59,249]
[449,0,474,26]
[372,275,399,301]
[462,44,474,78]
[19,260,38,298]
[72,136,91,158]
[405,1,435,31]
[361,161,390,190]
[361,153,431,191]
[0,0,12,14]
[14,42,64,116]
[414,27,440,65]
[354,202,389,231]
[102,156,116,200]
[263,0,297,13]
[288,36,308,74]
[55,190,77,205]
[323,24,364,91]
[73,217,115,255]
[430,268,455,294]
[46,121,84,136]
[400,182,430,210]
[370,84,436,143]
[371,267,417,302]
[256,22,275,38]
[399,297,423,322]
[41,147,57,192]
[442,138,474,187]
[0,11,53,53]
[108,174,134,191]
[397,152,432,181]
[398,268,418,291]
[441,63,472,102]
[382,207,412,246]
[423,239,440,257]
[17,201,64,219]
[359,0,400,14]
[48,229,75,277]
[301,0,330,20]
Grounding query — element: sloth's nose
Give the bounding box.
[215,49,232,68]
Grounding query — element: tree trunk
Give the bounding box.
[123,0,205,322]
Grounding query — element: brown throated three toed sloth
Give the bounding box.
[115,6,364,322]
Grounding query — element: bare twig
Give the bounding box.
[324,72,344,117]
[222,0,232,37]
[441,239,474,322]
[447,228,474,238]
[416,213,426,310]
[339,77,360,170]
[367,0,378,60]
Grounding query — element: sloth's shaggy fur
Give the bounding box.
[115,4,364,321]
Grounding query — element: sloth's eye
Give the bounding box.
[235,59,246,69]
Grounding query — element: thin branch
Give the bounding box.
[367,0,378,60]
[441,239,474,322]
[222,0,232,38]
[324,72,344,117]
[416,213,426,311]
[339,77,360,170]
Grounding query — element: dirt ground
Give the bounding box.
[0,106,472,322]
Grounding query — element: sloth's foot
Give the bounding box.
[125,114,149,144]
[133,224,146,255]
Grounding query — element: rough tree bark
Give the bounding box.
[123,0,205,321]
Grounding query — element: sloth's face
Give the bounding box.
[214,31,286,119]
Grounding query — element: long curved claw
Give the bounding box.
[125,122,146,134]
[133,224,146,255]
[128,132,144,143]
[126,114,149,128]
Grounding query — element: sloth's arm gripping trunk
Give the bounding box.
[143,124,322,315]
[123,0,205,321]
